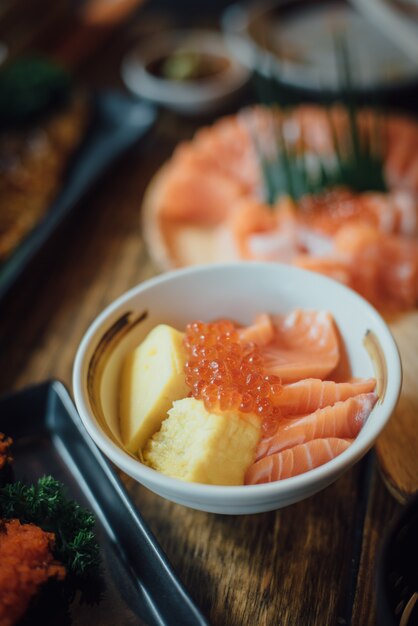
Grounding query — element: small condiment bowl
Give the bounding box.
[121,29,251,115]
[73,262,401,514]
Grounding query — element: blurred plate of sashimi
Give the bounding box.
[142,103,418,501]
[143,104,418,312]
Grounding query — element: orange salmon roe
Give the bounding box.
[184,320,283,433]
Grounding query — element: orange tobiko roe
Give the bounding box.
[0,519,66,626]
[0,433,13,470]
[183,320,283,434]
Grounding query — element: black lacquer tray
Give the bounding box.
[0,91,156,302]
[0,380,208,626]
[376,493,418,626]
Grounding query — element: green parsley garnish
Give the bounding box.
[0,475,100,577]
[252,34,387,204]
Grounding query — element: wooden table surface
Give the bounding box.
[0,13,406,626]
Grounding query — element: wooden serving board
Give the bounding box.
[375,310,418,503]
[143,169,418,503]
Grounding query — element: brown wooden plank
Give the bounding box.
[0,141,162,391]
[375,311,418,502]
[125,465,367,626]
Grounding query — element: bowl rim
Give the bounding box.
[73,262,402,499]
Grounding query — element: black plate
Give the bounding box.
[0,380,208,626]
[0,91,156,301]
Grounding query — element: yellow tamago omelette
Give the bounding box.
[119,324,190,453]
[143,397,261,485]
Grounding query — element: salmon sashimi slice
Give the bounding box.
[259,310,340,383]
[245,438,353,484]
[379,235,418,309]
[228,198,278,259]
[159,163,244,226]
[246,208,300,262]
[294,255,351,285]
[256,392,377,460]
[334,224,418,309]
[272,377,377,415]
[384,116,418,192]
[238,313,275,347]
[295,223,418,309]
[192,116,261,193]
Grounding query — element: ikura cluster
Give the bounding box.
[183,320,283,431]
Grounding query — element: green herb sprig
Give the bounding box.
[252,35,387,204]
[0,475,100,577]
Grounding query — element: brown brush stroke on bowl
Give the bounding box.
[364,329,388,403]
[87,309,148,451]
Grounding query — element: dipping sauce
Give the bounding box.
[146,50,230,82]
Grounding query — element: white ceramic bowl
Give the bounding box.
[73,263,401,514]
[121,29,251,115]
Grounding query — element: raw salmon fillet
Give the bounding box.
[159,164,244,226]
[259,310,340,382]
[245,438,353,484]
[272,377,377,415]
[238,313,275,346]
[256,392,377,460]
